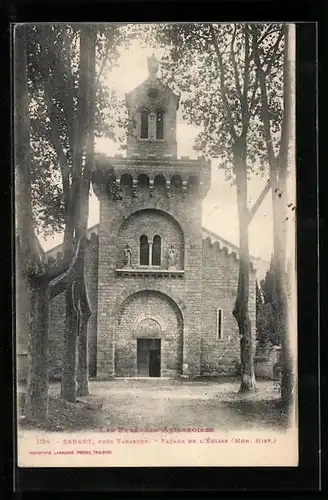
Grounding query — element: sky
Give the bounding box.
[40,35,296,272]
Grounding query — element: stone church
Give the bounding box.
[23,56,259,381]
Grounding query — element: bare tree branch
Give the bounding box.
[67,28,91,244]
[44,85,71,195]
[40,26,76,146]
[95,37,113,87]
[263,29,284,76]
[209,24,237,140]
[76,25,97,238]
[248,179,271,224]
[38,48,74,245]
[252,28,277,167]
[15,26,48,278]
[249,72,260,116]
[248,26,282,117]
[241,25,251,135]
[49,236,83,297]
[255,24,277,46]
[278,24,292,169]
[80,276,92,316]
[230,24,243,101]
[249,23,282,61]
[61,29,76,146]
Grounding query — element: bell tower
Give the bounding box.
[92,56,211,379]
[125,54,179,159]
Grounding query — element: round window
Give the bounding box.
[148,88,158,99]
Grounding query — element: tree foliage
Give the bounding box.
[256,267,281,348]
[148,23,284,180]
[26,24,132,237]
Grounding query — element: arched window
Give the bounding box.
[120,173,133,196]
[140,110,149,139]
[156,109,164,140]
[152,235,161,266]
[140,234,149,265]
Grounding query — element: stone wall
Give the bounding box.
[200,238,257,376]
[126,138,178,159]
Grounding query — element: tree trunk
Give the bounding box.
[271,166,292,405]
[14,25,51,421]
[76,276,91,397]
[277,272,293,404]
[24,281,50,421]
[233,144,256,392]
[60,285,79,402]
[270,24,294,406]
[271,189,293,405]
[279,24,294,405]
[76,25,96,397]
[76,312,90,397]
[60,26,90,402]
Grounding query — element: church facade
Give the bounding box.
[45,56,258,380]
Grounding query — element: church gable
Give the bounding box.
[125,54,179,108]
[125,76,179,111]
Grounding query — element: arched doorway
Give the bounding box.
[115,290,183,377]
[135,318,162,377]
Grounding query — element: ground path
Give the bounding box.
[41,378,286,431]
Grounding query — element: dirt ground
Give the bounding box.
[18,378,288,432]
